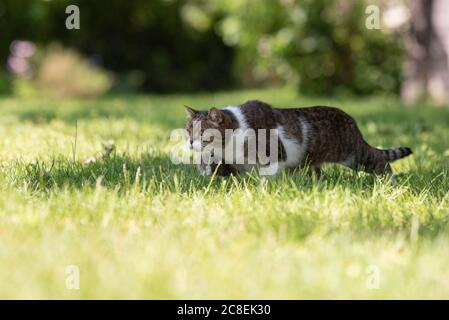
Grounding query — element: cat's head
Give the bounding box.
[184,106,233,151]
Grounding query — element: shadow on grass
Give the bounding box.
[12,153,355,192]
[12,153,205,193]
[11,152,447,196]
[8,153,448,242]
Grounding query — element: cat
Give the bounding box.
[184,100,412,178]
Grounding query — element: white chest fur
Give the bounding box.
[222,106,249,165]
[276,120,309,168]
[220,106,310,172]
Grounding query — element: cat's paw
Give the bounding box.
[199,165,212,176]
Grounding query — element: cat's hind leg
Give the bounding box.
[353,148,395,180]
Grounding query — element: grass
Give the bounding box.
[0,88,448,299]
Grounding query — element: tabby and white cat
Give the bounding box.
[185,100,412,178]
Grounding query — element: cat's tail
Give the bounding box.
[380,147,413,162]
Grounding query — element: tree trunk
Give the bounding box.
[401,0,449,106]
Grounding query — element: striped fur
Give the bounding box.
[185,100,414,178]
[381,147,413,162]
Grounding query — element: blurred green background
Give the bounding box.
[2,0,449,299]
[0,0,409,98]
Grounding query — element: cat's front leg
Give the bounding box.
[258,161,285,176]
[197,163,213,176]
[200,162,237,177]
[197,151,213,176]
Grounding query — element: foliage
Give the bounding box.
[0,89,448,298]
[0,0,405,95]
[15,45,112,98]
[0,70,11,95]
[0,0,234,93]
[210,0,405,95]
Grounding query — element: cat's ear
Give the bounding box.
[184,105,198,117]
[208,107,223,124]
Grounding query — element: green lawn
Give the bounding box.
[0,88,448,299]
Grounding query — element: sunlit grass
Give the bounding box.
[0,88,448,299]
